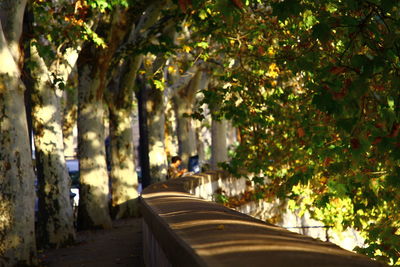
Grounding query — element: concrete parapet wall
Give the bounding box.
[140,171,385,267]
[186,171,247,200]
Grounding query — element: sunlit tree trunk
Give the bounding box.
[147,85,168,182]
[211,119,228,170]
[62,50,79,159]
[173,70,207,167]
[0,1,37,265]
[62,76,78,158]
[29,44,76,248]
[165,100,178,158]
[196,114,211,167]
[77,42,112,229]
[76,8,130,229]
[107,55,141,219]
[109,107,139,218]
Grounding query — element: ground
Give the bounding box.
[38,218,144,267]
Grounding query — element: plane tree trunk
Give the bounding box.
[28,43,76,248]
[107,55,142,219]
[76,8,131,230]
[77,41,112,229]
[211,119,228,169]
[147,82,168,182]
[0,1,37,265]
[173,70,208,167]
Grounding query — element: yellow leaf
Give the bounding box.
[266,63,279,78]
[167,65,176,73]
[268,46,275,56]
[183,45,192,52]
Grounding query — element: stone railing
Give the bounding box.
[140,171,385,267]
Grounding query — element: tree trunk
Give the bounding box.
[165,100,178,158]
[211,119,228,169]
[77,43,112,230]
[62,76,78,158]
[76,7,132,229]
[147,83,168,183]
[173,71,204,167]
[107,55,141,219]
[136,76,151,188]
[28,44,76,248]
[109,106,139,218]
[0,1,37,264]
[62,50,80,159]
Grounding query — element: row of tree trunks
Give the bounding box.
[0,1,232,264]
[77,7,135,229]
[0,0,37,265]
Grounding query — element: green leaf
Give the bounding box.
[303,10,316,28]
[386,167,400,187]
[199,9,207,20]
[272,0,303,20]
[153,80,165,91]
[337,118,357,133]
[312,22,331,43]
[316,194,330,207]
[252,176,264,185]
[327,180,348,197]
[381,0,396,12]
[196,41,209,49]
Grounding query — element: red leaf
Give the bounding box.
[297,127,305,138]
[329,66,346,75]
[258,46,265,55]
[178,0,191,13]
[372,137,382,145]
[373,84,385,91]
[350,138,360,149]
[323,157,333,166]
[230,0,243,9]
[388,123,400,138]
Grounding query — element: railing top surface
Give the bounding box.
[141,171,385,267]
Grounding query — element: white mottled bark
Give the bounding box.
[211,119,228,170]
[108,55,141,219]
[62,73,78,158]
[77,53,112,229]
[147,88,168,182]
[0,1,37,264]
[109,107,139,218]
[60,48,80,158]
[29,44,75,247]
[76,7,130,229]
[165,100,178,158]
[173,70,206,167]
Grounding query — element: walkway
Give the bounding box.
[38,218,143,267]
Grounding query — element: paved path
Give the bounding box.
[38,218,143,267]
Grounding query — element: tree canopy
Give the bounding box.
[182,0,400,264]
